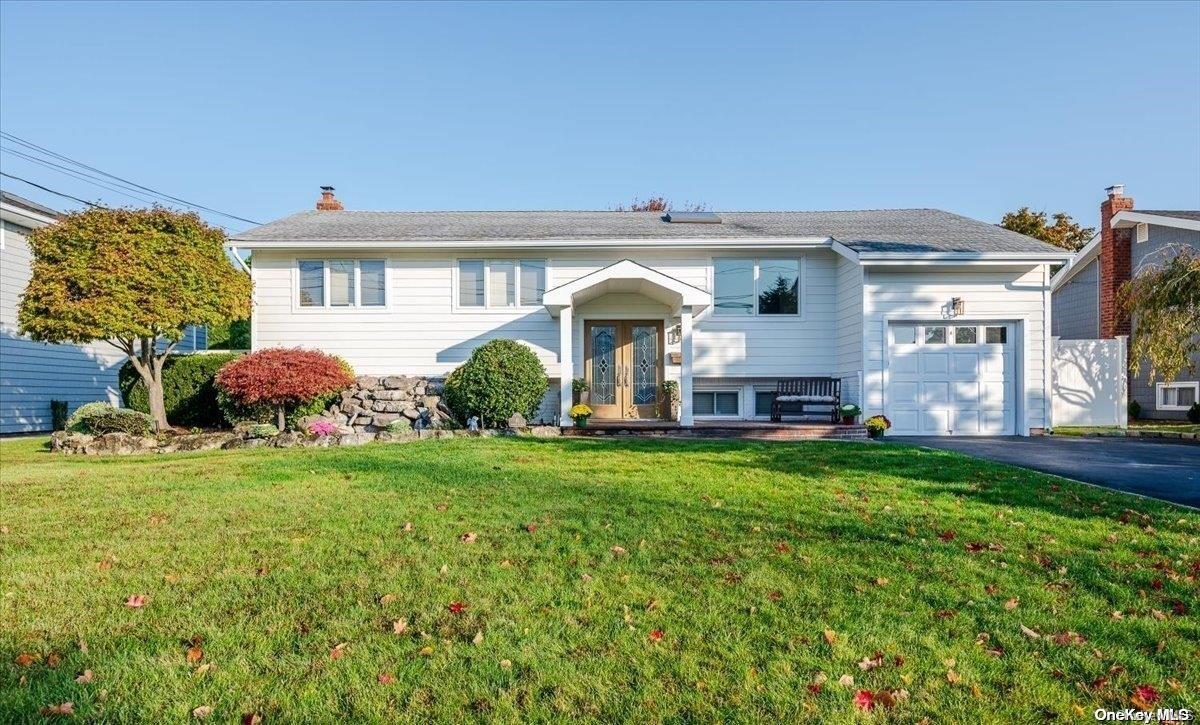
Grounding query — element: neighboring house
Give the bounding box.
[0,191,207,433]
[1051,185,1199,420]
[228,188,1069,436]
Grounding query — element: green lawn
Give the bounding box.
[1054,421,1200,436]
[2,436,1197,721]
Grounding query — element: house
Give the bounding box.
[1051,185,1199,420]
[0,191,207,433]
[228,188,1069,436]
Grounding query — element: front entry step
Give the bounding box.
[562,421,868,441]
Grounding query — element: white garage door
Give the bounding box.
[886,322,1015,436]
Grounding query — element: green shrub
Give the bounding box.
[247,423,279,438]
[385,418,412,433]
[66,402,153,435]
[1188,402,1200,424]
[217,388,338,431]
[207,318,250,349]
[120,352,242,428]
[1128,400,1141,420]
[443,340,548,428]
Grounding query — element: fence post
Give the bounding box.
[1117,335,1128,429]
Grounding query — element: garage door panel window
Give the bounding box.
[924,326,947,344]
[955,326,978,344]
[892,325,917,344]
[1156,382,1198,411]
[985,326,1007,344]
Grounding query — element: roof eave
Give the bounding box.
[1111,211,1200,232]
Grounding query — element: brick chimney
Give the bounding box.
[316,186,344,211]
[1098,184,1134,338]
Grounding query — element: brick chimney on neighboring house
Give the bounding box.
[1098,184,1134,338]
[316,186,344,211]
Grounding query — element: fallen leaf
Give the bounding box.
[1004,598,1020,611]
[648,629,664,642]
[525,523,538,533]
[194,663,215,677]
[853,690,874,711]
[875,689,898,708]
[984,584,999,595]
[125,594,147,608]
[858,652,884,671]
[472,631,484,646]
[377,673,395,685]
[1150,609,1166,621]
[75,670,93,684]
[392,619,408,635]
[439,564,449,575]
[186,646,204,663]
[448,601,466,614]
[40,702,74,717]
[402,522,413,532]
[875,577,889,587]
[610,546,627,556]
[767,591,783,602]
[192,705,213,719]
[1131,684,1160,710]
[330,643,347,660]
[77,638,87,654]
[98,558,113,571]
[14,652,37,667]
[838,674,854,686]
[460,532,477,544]
[946,669,962,684]
[242,715,263,725]
[379,593,397,605]
[938,530,956,542]
[1020,624,1041,639]
[500,659,512,669]
[419,646,434,657]
[823,629,837,646]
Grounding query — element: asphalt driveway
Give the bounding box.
[897,436,1200,508]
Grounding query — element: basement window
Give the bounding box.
[1156,381,1198,411]
[693,390,739,416]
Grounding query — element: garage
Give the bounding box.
[885,322,1016,436]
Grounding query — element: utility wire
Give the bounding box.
[2,146,165,207]
[0,171,103,207]
[0,131,262,225]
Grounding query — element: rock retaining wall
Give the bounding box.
[313,375,453,433]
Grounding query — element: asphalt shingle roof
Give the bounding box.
[231,208,1064,255]
[1136,210,1200,222]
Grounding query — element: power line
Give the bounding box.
[0,172,103,207]
[0,131,262,225]
[2,146,165,207]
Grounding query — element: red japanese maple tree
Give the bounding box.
[215,348,354,430]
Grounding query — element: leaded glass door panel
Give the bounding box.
[583,320,663,420]
[584,322,621,419]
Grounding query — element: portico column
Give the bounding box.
[680,305,694,427]
[559,305,574,426]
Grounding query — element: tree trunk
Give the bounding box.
[276,404,286,432]
[146,377,169,432]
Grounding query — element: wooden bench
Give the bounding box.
[770,378,841,423]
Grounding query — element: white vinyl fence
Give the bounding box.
[1051,337,1127,428]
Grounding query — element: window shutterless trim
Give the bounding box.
[1155,381,1199,411]
[708,255,805,318]
[292,258,390,312]
[453,256,547,312]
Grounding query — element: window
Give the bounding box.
[1156,382,1198,411]
[714,258,802,316]
[985,326,1007,344]
[954,326,978,344]
[298,261,324,307]
[520,259,545,306]
[458,259,546,308]
[755,389,776,417]
[693,391,738,416]
[924,326,947,344]
[892,325,917,344]
[757,259,799,314]
[360,260,386,307]
[488,261,516,307]
[296,260,386,308]
[459,260,485,307]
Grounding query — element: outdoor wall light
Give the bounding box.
[950,297,965,317]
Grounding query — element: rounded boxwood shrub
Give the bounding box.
[215,348,354,430]
[120,352,242,428]
[443,339,548,427]
[66,401,153,435]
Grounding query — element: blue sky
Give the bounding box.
[1,1,1197,234]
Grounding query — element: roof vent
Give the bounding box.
[663,211,722,224]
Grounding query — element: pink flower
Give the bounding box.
[308,420,335,437]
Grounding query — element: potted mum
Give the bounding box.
[568,405,592,427]
[864,414,891,439]
[838,403,861,425]
[570,403,593,428]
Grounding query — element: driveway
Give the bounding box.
[897,436,1200,508]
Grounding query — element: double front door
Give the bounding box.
[584,320,664,419]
